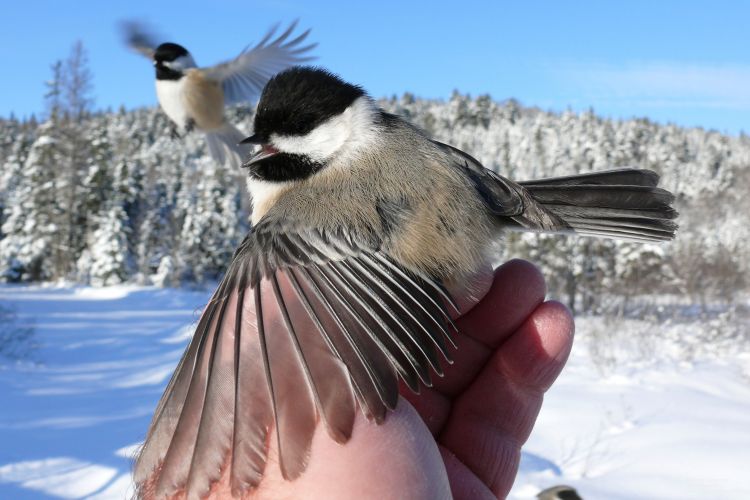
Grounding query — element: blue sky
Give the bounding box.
[1,0,747,134]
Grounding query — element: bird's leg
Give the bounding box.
[185,118,196,134]
[169,123,181,140]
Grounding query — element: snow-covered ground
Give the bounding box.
[513,315,750,499]
[0,285,748,499]
[0,284,208,500]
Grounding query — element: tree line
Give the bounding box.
[1,43,748,314]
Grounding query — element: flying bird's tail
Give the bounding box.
[205,123,250,168]
[516,168,678,242]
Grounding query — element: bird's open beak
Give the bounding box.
[241,135,280,166]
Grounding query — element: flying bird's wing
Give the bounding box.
[202,20,317,106]
[134,218,457,499]
[121,20,161,60]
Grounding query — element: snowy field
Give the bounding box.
[0,284,748,499]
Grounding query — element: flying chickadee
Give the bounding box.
[134,67,677,498]
[122,21,316,168]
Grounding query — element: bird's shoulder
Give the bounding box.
[228,211,381,288]
[429,139,525,216]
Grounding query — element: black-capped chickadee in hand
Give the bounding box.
[122,21,316,167]
[135,67,677,498]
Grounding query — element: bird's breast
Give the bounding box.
[155,78,190,128]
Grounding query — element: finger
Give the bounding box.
[432,260,546,397]
[439,446,495,500]
[399,380,451,435]
[438,301,574,498]
[496,301,575,392]
[431,331,489,398]
[402,260,548,428]
[455,259,546,348]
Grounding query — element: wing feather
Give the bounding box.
[309,263,400,411]
[333,260,443,378]
[325,261,428,390]
[229,287,273,494]
[358,254,456,339]
[133,293,214,487]
[346,262,452,374]
[372,252,461,317]
[120,20,160,60]
[278,269,356,442]
[261,278,317,480]
[293,266,388,421]
[154,295,224,497]
[202,21,317,105]
[185,292,238,499]
[135,222,455,494]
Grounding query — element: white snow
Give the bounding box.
[511,317,750,499]
[0,284,748,499]
[0,284,208,500]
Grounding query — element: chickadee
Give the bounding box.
[122,21,316,167]
[134,67,677,498]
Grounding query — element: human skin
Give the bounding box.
[151,259,574,499]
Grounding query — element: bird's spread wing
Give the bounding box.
[134,219,457,498]
[202,21,317,106]
[121,20,160,60]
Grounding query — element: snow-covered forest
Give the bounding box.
[1,43,749,318]
[2,91,749,311]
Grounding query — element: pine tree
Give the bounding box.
[0,122,65,281]
[62,41,94,123]
[136,182,176,285]
[44,60,64,122]
[175,159,242,283]
[83,204,130,286]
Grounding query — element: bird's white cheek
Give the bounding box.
[270,96,380,164]
[271,122,349,163]
[164,54,197,71]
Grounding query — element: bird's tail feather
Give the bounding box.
[205,123,249,168]
[519,169,678,242]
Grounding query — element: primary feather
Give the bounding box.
[134,224,455,498]
[203,21,318,106]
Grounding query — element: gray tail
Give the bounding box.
[204,123,250,168]
[520,168,678,242]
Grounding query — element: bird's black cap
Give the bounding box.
[154,42,189,63]
[253,66,366,140]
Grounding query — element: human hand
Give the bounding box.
[202,259,574,499]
